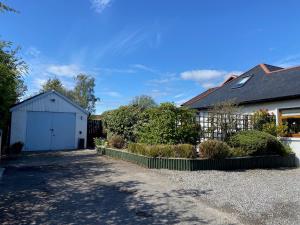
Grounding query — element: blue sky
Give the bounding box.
[1,0,300,113]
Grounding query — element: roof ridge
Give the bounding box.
[260,63,300,74]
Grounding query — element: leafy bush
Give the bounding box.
[227,130,288,156]
[94,137,107,147]
[199,140,231,159]
[8,142,24,154]
[253,109,274,131]
[137,103,199,145]
[127,143,196,158]
[108,135,126,149]
[102,105,142,142]
[261,123,288,137]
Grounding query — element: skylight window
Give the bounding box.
[231,75,252,89]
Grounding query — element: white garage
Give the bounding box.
[10,90,88,151]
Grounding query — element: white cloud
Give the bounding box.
[46,64,82,77]
[26,47,41,58]
[103,91,121,97]
[275,54,300,67]
[90,0,112,13]
[180,69,242,88]
[181,69,227,82]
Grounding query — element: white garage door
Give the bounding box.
[25,111,76,151]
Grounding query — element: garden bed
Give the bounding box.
[97,147,297,171]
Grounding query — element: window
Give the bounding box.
[279,108,300,137]
[231,75,252,89]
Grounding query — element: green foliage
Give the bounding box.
[253,109,275,130]
[137,103,199,145]
[102,105,142,142]
[94,137,107,147]
[0,41,27,133]
[108,135,126,149]
[127,143,196,158]
[262,122,288,137]
[71,74,99,114]
[252,109,288,137]
[227,130,288,156]
[130,95,157,110]
[199,140,231,159]
[0,2,17,13]
[40,74,99,114]
[42,78,68,95]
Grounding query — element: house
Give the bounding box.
[10,90,88,151]
[183,64,300,158]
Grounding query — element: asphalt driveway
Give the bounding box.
[0,150,239,225]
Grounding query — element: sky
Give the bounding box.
[1,0,300,114]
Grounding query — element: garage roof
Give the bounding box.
[10,90,89,115]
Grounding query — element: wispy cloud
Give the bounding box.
[181,69,241,88]
[275,54,300,67]
[90,0,113,13]
[101,91,121,97]
[46,64,82,77]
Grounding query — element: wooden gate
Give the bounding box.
[87,120,103,148]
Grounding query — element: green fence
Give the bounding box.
[97,147,297,171]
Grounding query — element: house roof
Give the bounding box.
[183,64,300,109]
[10,90,89,115]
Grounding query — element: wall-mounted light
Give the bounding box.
[50,98,56,102]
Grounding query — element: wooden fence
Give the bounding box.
[87,120,103,148]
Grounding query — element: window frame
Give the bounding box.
[279,109,300,137]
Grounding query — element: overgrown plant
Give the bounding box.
[137,103,200,145]
[252,109,288,137]
[207,100,241,141]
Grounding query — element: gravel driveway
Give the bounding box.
[155,168,300,225]
[0,150,239,225]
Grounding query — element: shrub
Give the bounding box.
[94,137,107,147]
[9,142,24,154]
[253,109,274,131]
[108,135,126,149]
[137,103,199,145]
[199,140,231,159]
[102,105,142,142]
[227,130,288,156]
[175,144,197,158]
[127,143,196,158]
[262,123,288,137]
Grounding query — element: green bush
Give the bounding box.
[108,135,126,149]
[227,130,289,156]
[137,103,199,145]
[94,137,107,147]
[127,143,196,158]
[102,105,142,142]
[199,140,231,159]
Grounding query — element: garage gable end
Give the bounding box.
[10,90,89,115]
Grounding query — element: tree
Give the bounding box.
[0,41,27,142]
[41,77,67,95]
[0,2,17,13]
[130,95,157,110]
[71,74,99,114]
[39,74,99,114]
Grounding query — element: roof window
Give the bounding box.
[231,75,252,89]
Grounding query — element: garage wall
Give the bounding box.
[10,92,88,150]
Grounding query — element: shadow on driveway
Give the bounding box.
[0,150,213,225]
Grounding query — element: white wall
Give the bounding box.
[10,92,88,150]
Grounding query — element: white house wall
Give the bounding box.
[10,92,87,149]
